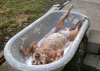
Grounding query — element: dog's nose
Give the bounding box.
[35,52,40,58]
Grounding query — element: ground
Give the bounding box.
[0,0,67,51]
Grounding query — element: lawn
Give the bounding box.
[0,0,66,51]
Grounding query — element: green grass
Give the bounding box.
[0,0,66,51]
[0,0,53,51]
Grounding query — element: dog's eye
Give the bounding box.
[32,60,35,65]
[40,61,43,64]
[33,61,35,63]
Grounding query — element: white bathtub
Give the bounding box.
[4,10,90,71]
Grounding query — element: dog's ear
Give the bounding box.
[29,42,38,52]
[20,41,38,57]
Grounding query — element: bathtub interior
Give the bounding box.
[7,11,84,65]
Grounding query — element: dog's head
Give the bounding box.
[31,52,44,65]
[31,47,63,65]
[31,47,55,65]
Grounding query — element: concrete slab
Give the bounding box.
[96,58,100,70]
[83,53,100,68]
[88,30,100,44]
[87,42,100,54]
[82,0,100,4]
[82,64,97,71]
[87,30,100,54]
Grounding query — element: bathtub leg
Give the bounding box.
[20,42,38,57]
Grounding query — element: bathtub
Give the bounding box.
[4,9,90,71]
